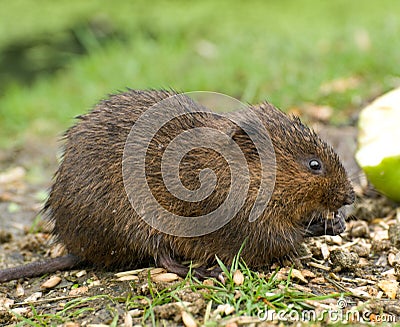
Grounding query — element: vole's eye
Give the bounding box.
[309,159,322,171]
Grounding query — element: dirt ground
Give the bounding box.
[0,127,400,326]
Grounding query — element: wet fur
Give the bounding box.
[0,90,354,281]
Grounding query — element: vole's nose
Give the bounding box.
[343,189,355,205]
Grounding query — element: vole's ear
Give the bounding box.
[222,110,260,146]
[225,122,261,158]
[226,124,242,139]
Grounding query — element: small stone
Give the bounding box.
[24,292,42,302]
[69,286,88,296]
[181,311,197,327]
[0,230,12,244]
[150,267,166,275]
[290,268,308,284]
[325,235,343,245]
[371,230,389,242]
[309,240,323,259]
[64,323,80,327]
[351,244,370,257]
[225,305,235,315]
[140,283,149,294]
[376,254,388,266]
[152,273,179,283]
[41,276,62,289]
[350,220,369,238]
[378,280,399,300]
[276,269,287,281]
[389,223,400,248]
[320,242,330,260]
[330,249,359,271]
[11,307,30,315]
[385,303,400,316]
[301,269,316,279]
[124,311,133,327]
[75,270,87,278]
[215,304,235,315]
[367,286,379,297]
[372,240,392,252]
[88,279,101,287]
[153,301,191,319]
[358,258,370,267]
[117,275,139,282]
[234,290,241,299]
[203,279,214,287]
[16,283,24,297]
[395,265,400,278]
[388,252,398,266]
[0,297,14,310]
[128,309,143,317]
[296,243,312,257]
[390,252,400,277]
[233,270,244,285]
[382,268,396,278]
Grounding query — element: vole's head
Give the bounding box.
[251,103,354,234]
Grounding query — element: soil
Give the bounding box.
[0,127,399,326]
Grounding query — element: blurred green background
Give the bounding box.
[0,0,399,148]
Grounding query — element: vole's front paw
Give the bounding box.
[304,210,346,237]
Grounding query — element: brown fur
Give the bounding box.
[0,89,354,281]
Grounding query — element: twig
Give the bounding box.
[307,262,331,271]
[325,276,347,292]
[10,295,81,307]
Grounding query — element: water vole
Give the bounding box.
[0,89,354,282]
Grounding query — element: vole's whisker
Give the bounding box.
[305,214,316,232]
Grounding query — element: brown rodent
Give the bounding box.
[0,89,354,282]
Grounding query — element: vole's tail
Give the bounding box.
[0,254,81,283]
